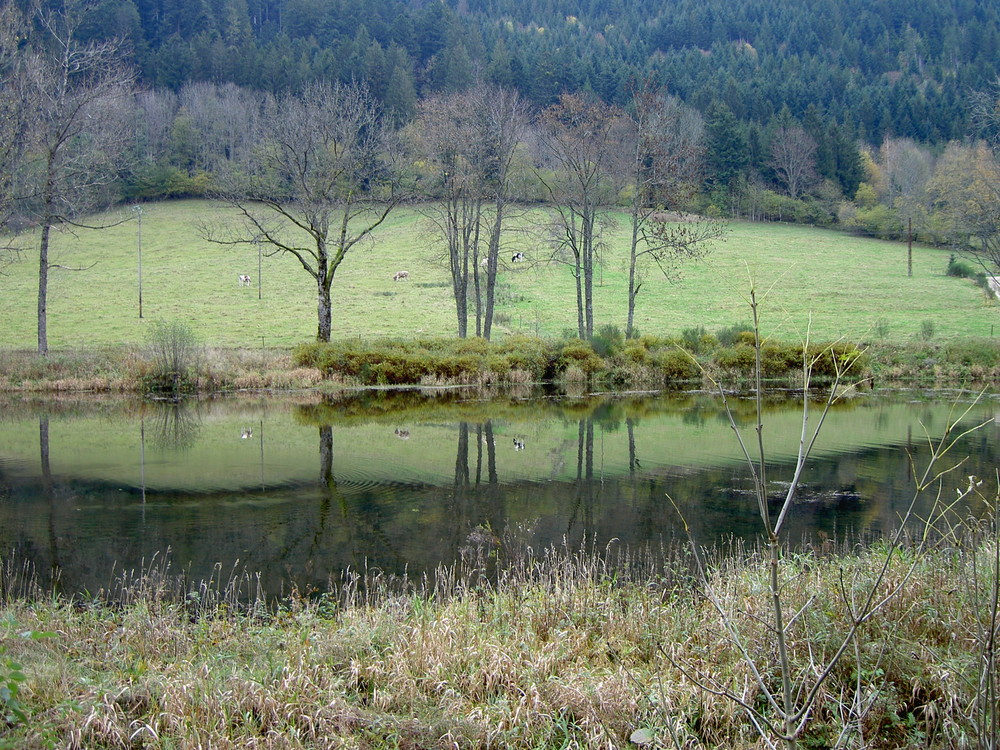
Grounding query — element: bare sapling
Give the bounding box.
[658,279,990,749]
[947,472,1000,750]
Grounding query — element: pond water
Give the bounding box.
[0,387,997,598]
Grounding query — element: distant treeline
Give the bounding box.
[118,77,997,259]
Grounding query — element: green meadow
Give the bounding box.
[1,199,995,350]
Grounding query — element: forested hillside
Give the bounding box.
[67,0,999,145]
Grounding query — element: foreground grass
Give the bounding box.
[1,200,997,350]
[1,532,996,749]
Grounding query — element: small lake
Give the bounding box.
[0,387,997,598]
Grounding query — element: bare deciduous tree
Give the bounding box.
[770,124,818,200]
[176,82,259,173]
[668,281,983,750]
[206,81,404,342]
[626,87,722,338]
[412,90,486,338]
[879,137,933,213]
[970,77,1000,150]
[477,85,530,340]
[133,88,179,166]
[537,93,628,340]
[18,0,136,354]
[412,84,529,340]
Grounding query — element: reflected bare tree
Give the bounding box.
[316,424,400,577]
[452,422,472,559]
[627,417,639,474]
[314,425,341,562]
[459,419,509,573]
[483,420,497,484]
[566,417,595,539]
[39,415,61,580]
[147,401,201,450]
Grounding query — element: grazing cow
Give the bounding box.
[511,252,525,263]
[238,274,252,287]
[393,270,410,281]
[241,428,253,439]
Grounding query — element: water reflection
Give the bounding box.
[0,388,996,598]
[148,401,201,450]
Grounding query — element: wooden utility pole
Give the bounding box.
[907,217,913,278]
[135,205,143,317]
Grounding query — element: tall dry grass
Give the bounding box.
[0,529,997,749]
[0,347,323,393]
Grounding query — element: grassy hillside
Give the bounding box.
[1,199,995,350]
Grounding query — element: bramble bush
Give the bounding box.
[293,329,866,387]
[143,320,201,394]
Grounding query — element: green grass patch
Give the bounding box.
[1,200,997,352]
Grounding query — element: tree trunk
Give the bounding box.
[452,236,468,338]
[446,197,468,338]
[584,253,594,341]
[317,275,332,342]
[473,259,483,337]
[574,254,585,339]
[583,209,595,340]
[456,277,468,337]
[483,261,495,340]
[483,205,503,341]
[464,209,481,338]
[319,426,333,484]
[37,221,51,355]
[627,205,640,339]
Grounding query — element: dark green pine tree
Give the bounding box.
[830,123,864,197]
[705,101,749,189]
[441,41,474,93]
[486,36,516,88]
[384,64,417,125]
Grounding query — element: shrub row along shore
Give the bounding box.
[1,529,997,748]
[4,327,1000,393]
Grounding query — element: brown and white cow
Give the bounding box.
[393,270,410,281]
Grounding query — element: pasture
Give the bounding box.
[0,199,995,350]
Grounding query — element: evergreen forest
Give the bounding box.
[61,0,1000,144]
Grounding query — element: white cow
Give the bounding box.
[393,270,410,281]
[238,274,252,287]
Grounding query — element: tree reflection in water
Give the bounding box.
[147,400,202,450]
